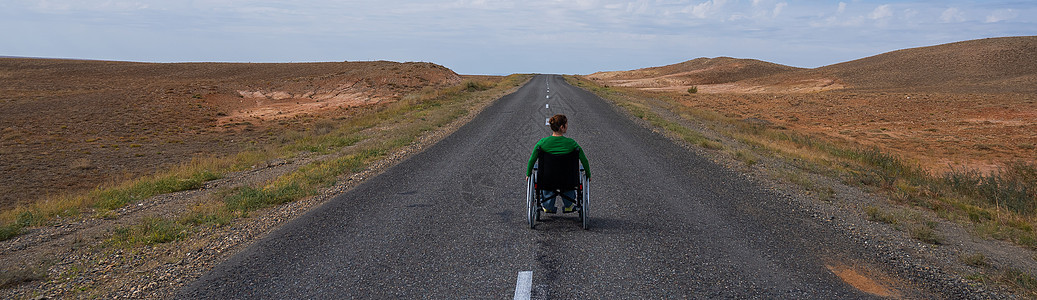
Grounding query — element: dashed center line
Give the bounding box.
[514,271,532,300]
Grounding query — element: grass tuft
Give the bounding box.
[0,224,22,241]
[909,222,944,245]
[960,252,988,267]
[109,217,189,247]
[182,201,237,227]
[866,206,898,225]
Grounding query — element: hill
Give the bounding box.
[587,57,803,92]
[0,59,461,209]
[594,36,1037,94]
[814,36,1037,93]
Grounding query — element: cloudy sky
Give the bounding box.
[1,0,1034,74]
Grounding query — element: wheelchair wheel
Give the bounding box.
[581,180,590,230]
[526,176,535,229]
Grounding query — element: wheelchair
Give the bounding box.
[525,150,590,230]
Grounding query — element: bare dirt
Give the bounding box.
[824,262,898,297]
[0,59,462,211]
[587,36,1037,174]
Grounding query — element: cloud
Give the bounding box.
[29,0,150,13]
[837,2,846,14]
[940,7,965,23]
[903,8,918,20]
[685,0,728,19]
[773,2,787,17]
[985,9,1017,23]
[869,4,892,20]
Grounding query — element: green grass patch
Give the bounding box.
[181,206,237,227]
[0,223,22,242]
[93,170,221,210]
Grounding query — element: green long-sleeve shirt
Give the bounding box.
[526,136,591,178]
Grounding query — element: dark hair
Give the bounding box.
[549,114,567,132]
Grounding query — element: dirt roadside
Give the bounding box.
[0,77,528,299]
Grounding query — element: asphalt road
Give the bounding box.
[179,75,898,298]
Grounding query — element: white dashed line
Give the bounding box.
[514,271,532,300]
[546,95,549,98]
[545,118,550,125]
[546,104,549,109]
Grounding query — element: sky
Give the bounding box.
[1,0,1034,75]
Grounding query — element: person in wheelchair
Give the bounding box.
[526,114,591,214]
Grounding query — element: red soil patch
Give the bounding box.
[672,92,1036,174]
[825,262,899,297]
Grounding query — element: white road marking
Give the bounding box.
[514,271,533,300]
[546,104,549,109]
[545,118,550,125]
[546,95,549,99]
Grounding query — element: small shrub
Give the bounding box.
[463,80,491,92]
[943,163,1037,215]
[16,211,44,227]
[687,86,698,94]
